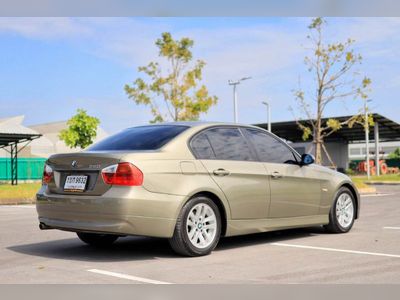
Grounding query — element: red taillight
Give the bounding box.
[101,162,143,186]
[42,164,53,184]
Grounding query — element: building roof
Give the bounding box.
[255,113,400,143]
[29,120,69,134]
[0,116,42,148]
[0,115,39,135]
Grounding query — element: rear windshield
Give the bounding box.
[88,125,189,151]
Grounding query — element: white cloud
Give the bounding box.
[78,18,171,67]
[1,17,400,126]
[0,17,92,39]
[74,18,309,124]
[0,17,305,75]
[186,24,305,80]
[4,17,398,78]
[321,18,400,60]
[340,18,400,45]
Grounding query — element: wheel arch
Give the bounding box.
[188,191,228,237]
[340,182,360,219]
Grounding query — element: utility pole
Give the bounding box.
[364,99,372,180]
[374,122,380,176]
[262,101,271,132]
[228,77,251,123]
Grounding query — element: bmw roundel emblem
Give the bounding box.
[71,160,78,168]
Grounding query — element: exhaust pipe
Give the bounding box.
[39,222,52,230]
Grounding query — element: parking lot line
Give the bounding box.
[384,227,400,230]
[361,193,392,197]
[271,243,400,259]
[87,269,172,284]
[0,205,36,208]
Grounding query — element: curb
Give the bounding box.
[366,181,400,186]
[0,199,36,205]
[358,187,377,195]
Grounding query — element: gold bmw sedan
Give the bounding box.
[36,122,359,256]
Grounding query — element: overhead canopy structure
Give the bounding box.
[0,133,42,148]
[0,116,42,185]
[255,113,400,143]
[255,113,400,175]
[0,133,42,185]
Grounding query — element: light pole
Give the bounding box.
[262,101,271,132]
[228,77,251,123]
[364,99,372,180]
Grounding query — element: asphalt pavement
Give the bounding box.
[0,185,399,284]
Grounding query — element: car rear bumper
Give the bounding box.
[36,185,185,238]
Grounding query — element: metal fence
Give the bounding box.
[0,158,46,180]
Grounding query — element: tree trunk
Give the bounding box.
[314,113,323,164]
[321,143,336,168]
[315,86,323,164]
[314,136,323,165]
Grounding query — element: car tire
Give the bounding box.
[169,196,222,257]
[77,232,119,247]
[324,187,356,233]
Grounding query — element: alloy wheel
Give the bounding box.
[335,193,354,229]
[186,203,218,249]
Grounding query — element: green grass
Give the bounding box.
[351,174,400,189]
[0,183,41,203]
[351,174,400,182]
[351,178,369,189]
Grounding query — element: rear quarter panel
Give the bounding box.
[121,154,232,221]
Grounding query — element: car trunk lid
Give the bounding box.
[46,151,123,196]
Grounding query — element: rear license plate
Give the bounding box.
[64,175,88,192]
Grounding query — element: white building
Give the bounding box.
[349,141,400,161]
[0,115,109,159]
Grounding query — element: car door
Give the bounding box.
[243,128,322,218]
[190,126,271,220]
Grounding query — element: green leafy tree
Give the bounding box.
[59,109,100,149]
[292,17,372,165]
[125,32,218,123]
[388,148,400,159]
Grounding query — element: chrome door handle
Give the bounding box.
[213,168,230,176]
[271,171,283,179]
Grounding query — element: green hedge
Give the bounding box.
[386,158,400,168]
[0,158,46,180]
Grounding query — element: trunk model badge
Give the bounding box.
[71,160,78,168]
[89,164,101,169]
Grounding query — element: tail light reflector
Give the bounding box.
[101,162,143,186]
[42,164,53,184]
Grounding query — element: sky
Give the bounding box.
[0,17,399,134]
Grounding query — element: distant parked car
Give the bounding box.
[36,122,359,256]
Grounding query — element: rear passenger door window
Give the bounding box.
[191,127,254,161]
[192,127,269,219]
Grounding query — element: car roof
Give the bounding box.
[128,121,261,129]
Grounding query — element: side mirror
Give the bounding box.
[300,154,315,166]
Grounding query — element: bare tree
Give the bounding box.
[292,17,372,166]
